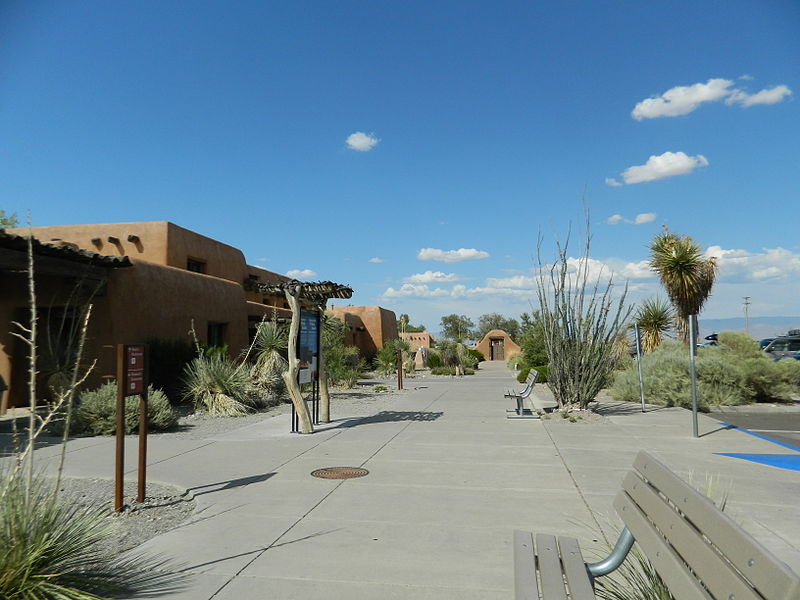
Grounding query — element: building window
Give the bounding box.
[187,258,206,273]
[207,322,227,348]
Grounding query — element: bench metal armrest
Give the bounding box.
[586,527,635,578]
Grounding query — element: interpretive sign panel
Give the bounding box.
[126,345,146,394]
[298,309,320,385]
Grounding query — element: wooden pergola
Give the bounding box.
[256,280,353,433]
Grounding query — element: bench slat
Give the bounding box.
[535,534,568,600]
[557,536,595,600]
[622,471,761,600]
[514,530,540,600]
[614,491,712,600]
[634,452,800,600]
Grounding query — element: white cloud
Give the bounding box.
[632,78,734,120]
[368,257,384,263]
[606,213,658,225]
[256,257,269,263]
[405,270,461,283]
[631,78,791,120]
[634,212,657,224]
[382,284,450,298]
[705,245,800,282]
[286,269,317,279]
[726,84,792,107]
[620,151,708,185]
[485,275,536,289]
[605,177,622,187]
[417,247,490,263]
[346,131,380,152]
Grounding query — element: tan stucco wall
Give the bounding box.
[328,306,398,358]
[399,331,434,349]
[474,329,521,361]
[1,223,294,410]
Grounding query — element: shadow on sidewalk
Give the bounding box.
[335,410,444,428]
[187,473,275,497]
[592,401,670,416]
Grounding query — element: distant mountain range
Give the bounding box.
[700,316,800,340]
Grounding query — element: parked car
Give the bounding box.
[763,335,800,358]
[758,337,776,350]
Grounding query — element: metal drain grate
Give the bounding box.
[310,467,369,480]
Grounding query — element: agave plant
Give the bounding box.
[0,470,184,600]
[636,298,675,353]
[250,321,288,400]
[182,353,254,416]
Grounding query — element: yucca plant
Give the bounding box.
[0,470,184,600]
[250,320,288,400]
[649,231,717,346]
[182,353,255,416]
[636,298,674,353]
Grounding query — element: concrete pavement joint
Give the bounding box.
[206,394,446,598]
[540,420,612,546]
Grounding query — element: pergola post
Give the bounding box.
[282,286,314,434]
[318,303,331,423]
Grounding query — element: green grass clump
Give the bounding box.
[182,354,256,416]
[0,471,183,599]
[72,383,178,436]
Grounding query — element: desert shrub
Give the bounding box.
[250,320,288,402]
[374,343,399,376]
[467,348,485,364]
[717,331,762,359]
[532,365,549,383]
[517,367,531,384]
[72,382,178,435]
[426,350,442,368]
[430,366,475,376]
[775,357,800,387]
[322,313,361,386]
[611,340,799,408]
[182,354,256,416]
[146,337,196,403]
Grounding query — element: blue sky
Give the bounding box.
[2,1,798,332]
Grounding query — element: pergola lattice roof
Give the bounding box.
[255,280,353,303]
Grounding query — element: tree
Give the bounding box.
[397,313,425,333]
[635,297,674,353]
[0,209,19,228]
[439,314,474,343]
[477,313,520,340]
[649,231,717,346]
[518,311,548,367]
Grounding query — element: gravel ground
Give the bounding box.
[53,478,196,558]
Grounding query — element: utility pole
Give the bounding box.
[743,296,751,335]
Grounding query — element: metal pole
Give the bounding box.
[114,344,125,512]
[688,315,699,438]
[634,324,646,412]
[137,346,148,504]
[396,349,403,390]
[743,296,751,335]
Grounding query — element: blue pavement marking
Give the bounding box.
[716,453,800,471]
[714,421,800,471]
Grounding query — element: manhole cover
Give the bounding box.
[311,467,369,480]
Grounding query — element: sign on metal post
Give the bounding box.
[688,316,699,438]
[292,309,320,432]
[634,324,646,412]
[114,344,149,512]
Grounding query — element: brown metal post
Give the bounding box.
[114,344,125,513]
[396,349,403,390]
[137,345,148,503]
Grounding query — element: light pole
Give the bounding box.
[743,296,751,335]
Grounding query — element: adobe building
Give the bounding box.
[474,329,521,361]
[1,222,292,412]
[399,331,435,368]
[327,305,398,359]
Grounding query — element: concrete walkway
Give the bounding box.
[15,362,800,598]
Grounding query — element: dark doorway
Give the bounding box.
[490,338,504,360]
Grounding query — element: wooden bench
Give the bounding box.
[514,450,800,599]
[506,370,539,419]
